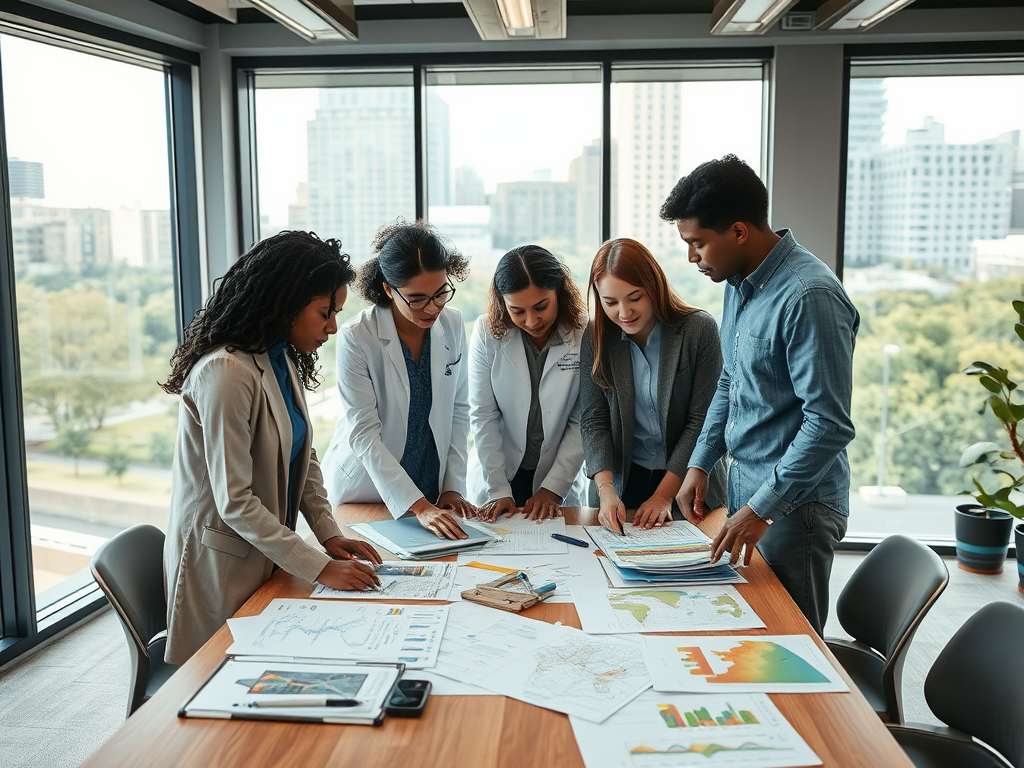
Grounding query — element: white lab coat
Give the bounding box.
[321,304,469,518]
[468,314,585,506]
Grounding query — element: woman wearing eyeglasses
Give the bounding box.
[322,220,476,540]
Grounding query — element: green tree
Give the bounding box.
[105,441,131,484]
[55,424,92,475]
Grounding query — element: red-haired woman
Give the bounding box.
[579,238,726,534]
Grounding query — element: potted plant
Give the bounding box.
[959,299,1024,588]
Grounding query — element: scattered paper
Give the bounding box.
[465,515,570,555]
[585,524,713,573]
[312,562,457,601]
[598,556,745,587]
[432,602,651,722]
[643,635,849,694]
[452,546,608,603]
[572,587,765,634]
[226,599,449,668]
[411,671,497,696]
[569,690,821,768]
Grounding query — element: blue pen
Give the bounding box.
[551,533,590,548]
[534,582,557,595]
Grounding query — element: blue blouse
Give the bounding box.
[268,341,307,528]
[398,333,441,504]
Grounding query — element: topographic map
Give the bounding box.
[573,587,765,634]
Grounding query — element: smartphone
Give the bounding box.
[385,679,431,717]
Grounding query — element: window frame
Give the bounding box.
[0,5,201,667]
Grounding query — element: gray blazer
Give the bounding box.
[163,347,344,664]
[579,311,726,509]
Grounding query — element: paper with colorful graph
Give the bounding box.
[642,634,849,693]
[569,689,821,768]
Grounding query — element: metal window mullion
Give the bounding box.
[601,60,612,243]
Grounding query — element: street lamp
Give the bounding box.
[877,343,901,491]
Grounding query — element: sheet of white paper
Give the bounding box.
[225,599,449,669]
[226,615,262,642]
[598,556,746,587]
[432,602,651,722]
[585,523,713,572]
[572,586,765,634]
[311,561,457,601]
[643,634,849,694]
[412,671,497,696]
[569,690,821,768]
[452,546,609,602]
[464,515,570,555]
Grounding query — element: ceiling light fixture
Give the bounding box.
[462,0,565,40]
[711,0,801,35]
[814,0,917,31]
[247,0,358,42]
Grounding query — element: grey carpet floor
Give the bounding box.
[0,552,1021,767]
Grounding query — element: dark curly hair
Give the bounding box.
[659,154,769,233]
[356,219,469,307]
[486,245,587,339]
[161,230,356,395]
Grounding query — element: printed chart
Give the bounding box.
[570,690,821,768]
[572,587,765,634]
[466,515,570,555]
[643,635,849,693]
[312,562,457,601]
[226,599,449,668]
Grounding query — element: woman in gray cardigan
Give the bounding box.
[580,238,726,534]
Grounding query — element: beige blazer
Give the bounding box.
[163,347,343,664]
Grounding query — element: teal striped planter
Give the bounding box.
[1016,524,1024,595]
[954,505,1012,575]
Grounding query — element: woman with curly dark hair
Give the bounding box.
[321,220,476,540]
[468,245,588,522]
[162,230,382,665]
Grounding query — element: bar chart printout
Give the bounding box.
[569,690,821,768]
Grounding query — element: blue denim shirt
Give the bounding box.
[688,230,859,522]
[625,323,666,470]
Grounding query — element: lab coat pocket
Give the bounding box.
[200,526,251,558]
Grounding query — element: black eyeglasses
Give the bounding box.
[391,280,457,311]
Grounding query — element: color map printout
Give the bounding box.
[570,690,821,768]
[572,587,765,634]
[643,635,848,694]
[226,599,449,668]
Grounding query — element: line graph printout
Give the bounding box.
[312,562,457,601]
[225,599,449,668]
[572,587,765,634]
[643,635,848,694]
[584,524,712,572]
[569,690,821,768]
[464,515,570,555]
[432,602,651,722]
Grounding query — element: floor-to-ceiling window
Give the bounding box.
[842,58,1024,541]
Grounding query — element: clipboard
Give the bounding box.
[178,656,405,726]
[460,571,555,613]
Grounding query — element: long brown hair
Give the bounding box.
[588,238,699,389]
[486,245,587,339]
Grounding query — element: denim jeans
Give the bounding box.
[754,501,847,636]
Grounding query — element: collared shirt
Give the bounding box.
[688,230,860,522]
[267,340,307,529]
[626,322,666,471]
[399,333,441,504]
[519,330,556,472]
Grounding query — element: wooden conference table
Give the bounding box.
[81,505,913,768]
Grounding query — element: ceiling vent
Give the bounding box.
[462,0,566,40]
[780,11,815,31]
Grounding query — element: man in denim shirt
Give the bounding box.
[660,155,859,635]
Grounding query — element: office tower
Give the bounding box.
[614,81,681,256]
[844,79,888,266]
[288,182,309,231]
[569,139,601,255]
[427,92,451,207]
[9,158,45,199]
[307,89,416,261]
[490,181,576,250]
[454,165,486,206]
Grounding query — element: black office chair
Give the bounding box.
[888,601,1024,768]
[825,533,948,724]
[90,524,179,717]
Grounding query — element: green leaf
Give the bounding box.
[1016,323,1024,344]
[993,499,1019,516]
[1010,401,1024,422]
[990,395,1014,425]
[991,486,1013,502]
[959,441,1003,467]
[979,376,1002,393]
[1013,299,1024,321]
[967,361,1001,377]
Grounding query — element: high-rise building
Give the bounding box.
[9,158,44,199]
[844,79,888,266]
[614,81,681,256]
[845,112,1015,271]
[288,182,309,231]
[307,89,416,261]
[454,166,486,206]
[490,181,576,250]
[569,139,601,256]
[427,93,451,207]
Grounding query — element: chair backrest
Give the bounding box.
[90,524,167,658]
[925,601,1024,768]
[837,534,948,660]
